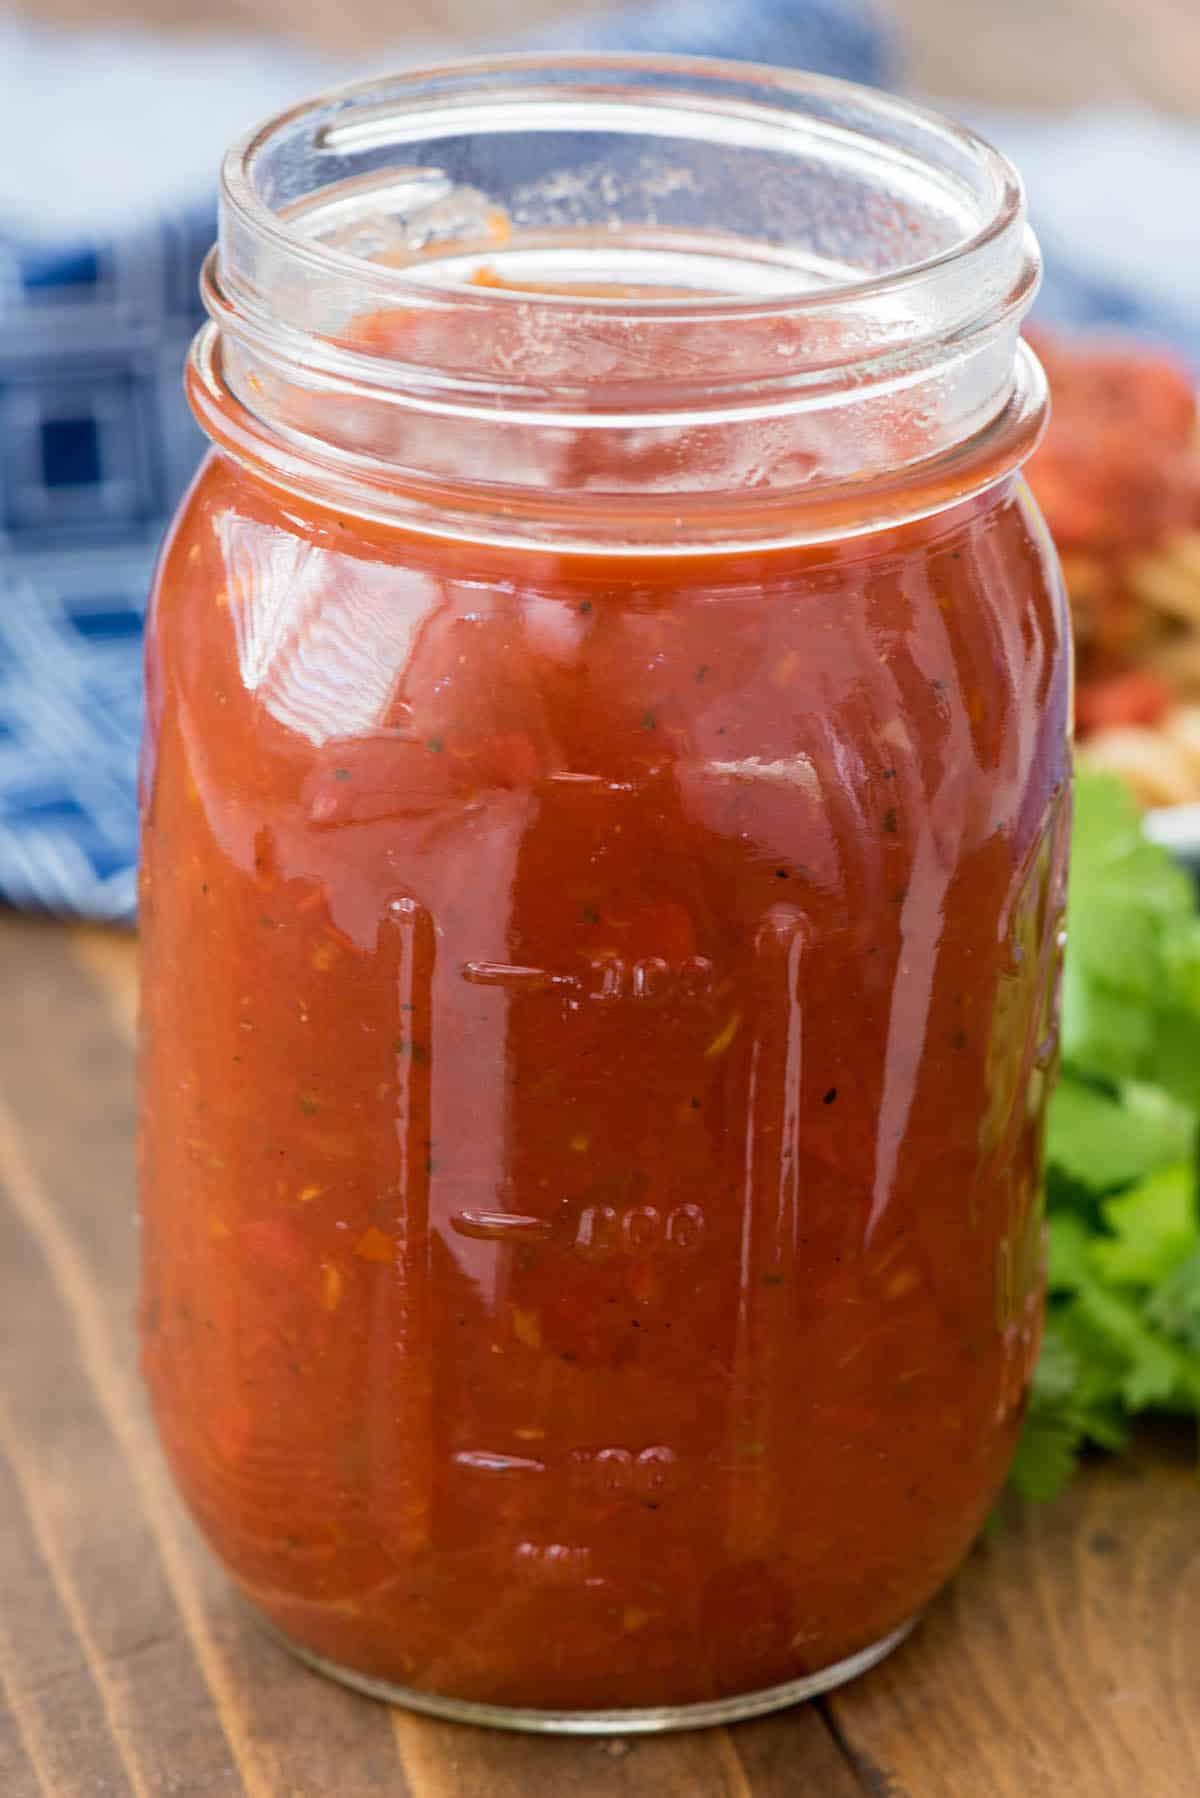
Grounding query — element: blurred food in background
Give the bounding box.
[1025,330,1200,808]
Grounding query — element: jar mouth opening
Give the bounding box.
[222,51,1025,337]
[200,53,1045,548]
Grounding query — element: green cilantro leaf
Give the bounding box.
[1147,1250,1200,1355]
[1007,1399,1084,1503]
[1011,772,1200,1505]
[1091,1164,1197,1287]
[1046,1079,1194,1192]
[1007,1326,1091,1502]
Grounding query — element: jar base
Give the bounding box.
[255,1613,918,1734]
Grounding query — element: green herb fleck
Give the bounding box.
[582,906,600,926]
[696,664,710,683]
[641,710,657,732]
[298,1095,319,1117]
[882,807,898,834]
[426,736,444,753]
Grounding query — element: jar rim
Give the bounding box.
[221,51,1026,334]
[199,53,1046,550]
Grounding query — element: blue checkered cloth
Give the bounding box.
[4,7,1200,920]
[0,216,214,917]
[0,0,895,921]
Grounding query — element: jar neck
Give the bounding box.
[191,54,1047,552]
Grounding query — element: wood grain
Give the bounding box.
[5,4,1199,1783]
[10,0,568,58]
[4,908,1200,1795]
[0,916,874,1796]
[11,0,1198,113]
[901,0,1200,114]
[0,920,413,1796]
[390,1701,867,1797]
[824,1434,1200,1798]
[68,924,138,1045]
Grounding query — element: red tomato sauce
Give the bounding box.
[1024,329,1200,731]
[140,298,1070,1711]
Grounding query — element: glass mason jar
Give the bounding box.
[139,56,1071,1733]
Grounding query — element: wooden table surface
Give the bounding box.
[1,913,1199,1796]
[4,2,1200,1791]
[14,0,1200,114]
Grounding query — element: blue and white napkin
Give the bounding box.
[0,0,894,921]
[1,1,1197,920]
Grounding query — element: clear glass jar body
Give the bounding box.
[139,57,1072,1730]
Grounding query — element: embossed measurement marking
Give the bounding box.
[453,1450,546,1476]
[453,1446,682,1502]
[573,1202,706,1259]
[514,1542,595,1584]
[546,773,635,793]
[451,1210,551,1243]
[463,956,714,1002]
[567,1445,681,1500]
[462,962,576,993]
[450,1201,706,1258]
